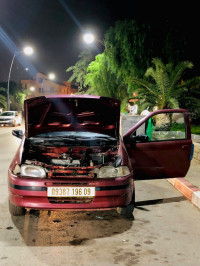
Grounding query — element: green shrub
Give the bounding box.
[171,123,200,135]
[191,125,200,135]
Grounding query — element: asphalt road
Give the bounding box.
[0,125,200,266]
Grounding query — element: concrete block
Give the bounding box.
[173,178,199,201]
[167,178,176,186]
[192,191,200,209]
[192,134,200,143]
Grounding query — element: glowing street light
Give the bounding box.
[7,46,34,110]
[83,33,95,44]
[30,86,35,92]
[83,32,105,47]
[23,46,34,56]
[41,73,56,90]
[48,73,55,80]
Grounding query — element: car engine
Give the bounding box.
[21,138,119,179]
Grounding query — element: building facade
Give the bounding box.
[21,72,77,99]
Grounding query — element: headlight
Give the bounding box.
[21,164,46,178]
[98,166,130,178]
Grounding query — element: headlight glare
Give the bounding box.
[98,166,130,178]
[21,164,46,178]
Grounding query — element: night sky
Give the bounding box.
[0,0,199,83]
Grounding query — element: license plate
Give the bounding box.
[47,187,95,197]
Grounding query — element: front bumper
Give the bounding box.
[0,120,14,125]
[8,170,134,211]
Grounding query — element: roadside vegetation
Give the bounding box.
[0,87,7,109]
[190,125,200,135]
[0,81,26,111]
[171,123,200,136]
[66,19,200,126]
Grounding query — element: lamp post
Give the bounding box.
[41,73,56,90]
[7,46,33,110]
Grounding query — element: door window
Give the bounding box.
[133,112,186,142]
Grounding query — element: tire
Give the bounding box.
[117,190,135,219]
[9,199,25,216]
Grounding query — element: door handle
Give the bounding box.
[182,145,189,150]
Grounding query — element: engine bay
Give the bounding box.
[21,135,120,179]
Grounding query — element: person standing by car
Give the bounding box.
[128,102,138,115]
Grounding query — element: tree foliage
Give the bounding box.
[104,19,188,91]
[66,50,94,91]
[0,87,7,109]
[0,81,25,110]
[66,19,199,115]
[10,92,26,111]
[129,58,193,109]
[177,77,200,124]
[85,53,129,110]
[105,20,152,83]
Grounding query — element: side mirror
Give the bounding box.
[12,130,23,139]
[130,133,149,144]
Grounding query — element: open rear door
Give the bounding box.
[123,109,193,180]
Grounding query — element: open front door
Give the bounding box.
[123,109,193,180]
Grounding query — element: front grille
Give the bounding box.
[48,197,93,204]
[49,182,88,186]
[52,174,93,178]
[48,168,95,179]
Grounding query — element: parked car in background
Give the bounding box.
[8,95,193,217]
[0,111,22,127]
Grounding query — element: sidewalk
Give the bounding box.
[167,142,200,210]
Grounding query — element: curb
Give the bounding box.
[167,178,200,210]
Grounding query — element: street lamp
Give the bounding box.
[23,46,33,55]
[7,46,33,110]
[83,33,105,47]
[41,73,56,90]
[83,33,95,44]
[30,86,35,92]
[48,73,55,80]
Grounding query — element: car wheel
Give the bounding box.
[9,199,25,216]
[117,190,135,219]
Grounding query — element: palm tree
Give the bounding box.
[0,87,7,109]
[130,58,193,109]
[66,50,94,92]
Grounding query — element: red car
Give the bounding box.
[8,95,193,217]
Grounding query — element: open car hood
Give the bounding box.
[24,95,120,139]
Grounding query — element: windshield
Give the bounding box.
[0,112,15,116]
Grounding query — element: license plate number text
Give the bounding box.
[47,187,95,197]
